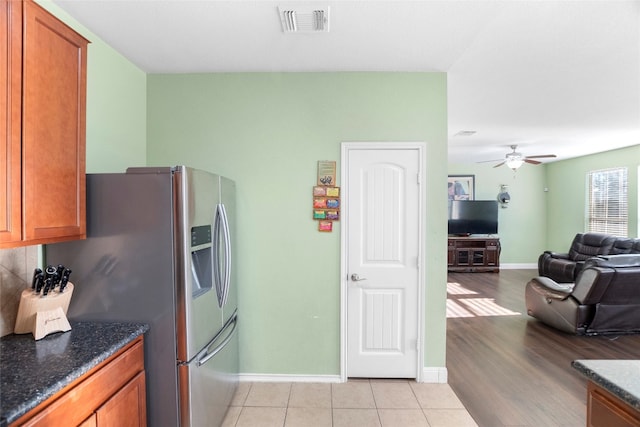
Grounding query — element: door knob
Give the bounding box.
[350,273,367,282]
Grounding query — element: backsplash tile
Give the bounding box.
[1,247,38,336]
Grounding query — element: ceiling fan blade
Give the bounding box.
[477,158,504,164]
[524,159,541,165]
[493,161,506,168]
[525,154,557,159]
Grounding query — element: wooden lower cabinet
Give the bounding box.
[447,236,500,272]
[12,337,146,427]
[587,382,640,427]
[78,415,97,427]
[96,371,146,427]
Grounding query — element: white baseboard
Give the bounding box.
[500,263,537,269]
[239,373,342,383]
[239,370,448,384]
[421,367,448,383]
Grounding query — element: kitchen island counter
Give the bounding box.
[572,359,640,411]
[0,321,148,426]
[573,359,640,426]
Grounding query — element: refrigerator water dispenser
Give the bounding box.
[190,225,213,298]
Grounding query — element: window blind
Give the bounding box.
[587,167,628,236]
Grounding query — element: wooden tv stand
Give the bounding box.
[448,236,500,272]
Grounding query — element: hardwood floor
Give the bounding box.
[446,269,640,427]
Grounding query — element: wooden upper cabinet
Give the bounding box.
[1,0,88,248]
[0,0,23,244]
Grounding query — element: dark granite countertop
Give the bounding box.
[0,321,148,426]
[572,359,640,411]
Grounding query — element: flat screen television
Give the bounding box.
[448,200,498,235]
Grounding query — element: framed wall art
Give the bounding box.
[317,161,336,186]
[448,175,475,200]
[314,161,340,232]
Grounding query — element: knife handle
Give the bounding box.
[42,277,53,296]
[44,265,59,291]
[55,264,65,284]
[59,268,72,292]
[44,265,57,280]
[31,268,43,290]
[34,272,44,293]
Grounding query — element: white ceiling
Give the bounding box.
[53,0,640,165]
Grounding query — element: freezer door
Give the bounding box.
[175,166,224,362]
[178,312,239,427]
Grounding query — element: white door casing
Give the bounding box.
[341,142,424,380]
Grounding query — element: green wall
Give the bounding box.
[36,0,147,173]
[546,145,640,251]
[29,4,450,377]
[147,73,449,375]
[450,144,640,265]
[38,0,640,378]
[447,163,548,264]
[24,2,640,378]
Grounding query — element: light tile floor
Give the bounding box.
[222,379,478,427]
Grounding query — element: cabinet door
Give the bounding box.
[588,383,640,427]
[79,414,98,427]
[96,371,147,427]
[485,240,499,266]
[22,0,87,243]
[456,249,470,265]
[0,0,22,244]
[471,249,485,266]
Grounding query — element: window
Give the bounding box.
[587,167,628,236]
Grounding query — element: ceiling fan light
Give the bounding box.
[506,158,524,170]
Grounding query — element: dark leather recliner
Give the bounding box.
[537,233,618,283]
[611,237,640,255]
[526,254,640,335]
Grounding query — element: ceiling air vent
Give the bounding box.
[278,5,330,33]
[454,130,477,137]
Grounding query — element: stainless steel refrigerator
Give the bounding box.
[45,166,238,427]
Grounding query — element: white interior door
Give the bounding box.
[342,143,423,379]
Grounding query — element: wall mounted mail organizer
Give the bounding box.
[314,161,340,232]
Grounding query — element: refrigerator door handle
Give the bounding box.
[214,203,232,308]
[220,203,232,307]
[213,204,224,307]
[196,312,238,367]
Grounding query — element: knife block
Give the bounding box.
[14,283,74,340]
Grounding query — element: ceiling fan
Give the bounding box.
[482,145,557,170]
